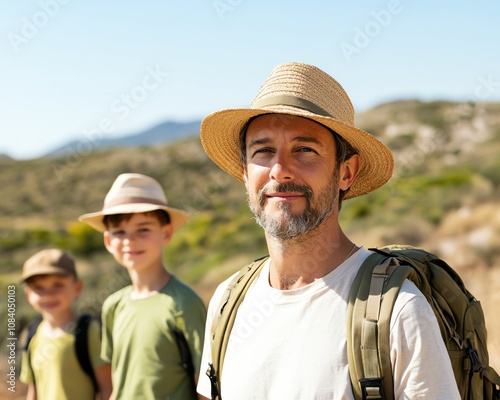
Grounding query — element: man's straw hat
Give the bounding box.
[21,249,77,283]
[200,62,394,199]
[79,173,189,232]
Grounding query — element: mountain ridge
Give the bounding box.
[46,119,202,159]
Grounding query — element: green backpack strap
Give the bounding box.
[170,312,197,397]
[347,250,414,400]
[207,256,269,400]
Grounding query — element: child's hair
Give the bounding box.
[103,210,171,229]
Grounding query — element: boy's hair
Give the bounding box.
[103,210,171,229]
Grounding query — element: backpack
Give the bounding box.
[206,247,500,400]
[23,314,99,393]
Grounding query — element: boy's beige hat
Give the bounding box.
[200,62,394,199]
[78,173,189,232]
[21,249,77,283]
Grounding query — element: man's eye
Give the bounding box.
[252,148,273,156]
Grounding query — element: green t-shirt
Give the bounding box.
[20,318,104,400]
[101,276,207,400]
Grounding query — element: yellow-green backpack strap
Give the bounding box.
[347,250,411,400]
[207,256,269,399]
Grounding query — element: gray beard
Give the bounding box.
[247,177,339,241]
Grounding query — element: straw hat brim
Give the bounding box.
[200,105,394,199]
[78,203,189,233]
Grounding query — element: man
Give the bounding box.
[196,62,460,399]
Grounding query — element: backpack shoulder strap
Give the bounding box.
[74,314,99,394]
[22,315,43,390]
[347,249,414,400]
[170,313,197,397]
[207,255,269,400]
[23,315,43,351]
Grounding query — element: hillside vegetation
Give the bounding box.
[2,100,500,385]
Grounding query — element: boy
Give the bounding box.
[20,248,112,400]
[79,173,207,400]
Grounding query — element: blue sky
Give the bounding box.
[1,0,499,159]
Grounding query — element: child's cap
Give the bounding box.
[78,173,189,232]
[21,249,77,283]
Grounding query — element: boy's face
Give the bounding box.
[25,274,82,318]
[103,213,173,274]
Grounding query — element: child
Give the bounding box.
[20,248,112,400]
[78,173,207,400]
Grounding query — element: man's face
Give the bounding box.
[244,114,341,240]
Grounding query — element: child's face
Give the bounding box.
[104,213,173,274]
[25,274,82,318]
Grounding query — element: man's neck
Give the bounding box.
[266,221,356,290]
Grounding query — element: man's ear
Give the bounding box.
[339,154,361,191]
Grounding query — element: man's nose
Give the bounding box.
[269,153,294,182]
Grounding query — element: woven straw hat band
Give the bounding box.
[251,63,355,126]
[252,96,332,118]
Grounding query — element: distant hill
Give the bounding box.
[0,154,14,164]
[46,119,201,158]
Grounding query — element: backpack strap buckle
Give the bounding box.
[467,339,483,373]
[207,363,221,400]
[359,377,386,400]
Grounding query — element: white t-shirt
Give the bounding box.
[197,247,460,400]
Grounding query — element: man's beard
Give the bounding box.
[247,173,339,241]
